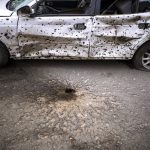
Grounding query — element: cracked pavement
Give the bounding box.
[0,60,150,150]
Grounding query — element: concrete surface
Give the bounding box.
[0,60,150,150]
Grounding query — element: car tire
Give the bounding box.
[0,43,9,67]
[132,42,150,71]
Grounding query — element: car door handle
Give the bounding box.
[138,23,150,29]
[74,23,86,30]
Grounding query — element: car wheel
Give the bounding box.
[133,42,150,71]
[0,43,9,67]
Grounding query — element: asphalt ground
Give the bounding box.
[0,60,150,150]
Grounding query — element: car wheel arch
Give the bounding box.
[0,40,10,55]
[133,40,150,57]
[132,40,150,71]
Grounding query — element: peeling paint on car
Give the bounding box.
[0,0,150,60]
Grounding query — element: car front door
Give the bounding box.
[17,0,95,58]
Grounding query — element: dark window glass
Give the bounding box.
[100,0,150,15]
[139,0,150,12]
[36,0,91,15]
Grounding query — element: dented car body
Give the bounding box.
[0,0,150,70]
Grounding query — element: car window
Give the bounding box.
[35,0,91,15]
[139,0,150,12]
[100,0,150,15]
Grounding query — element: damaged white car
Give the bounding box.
[0,0,150,71]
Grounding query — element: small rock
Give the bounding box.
[37,97,47,103]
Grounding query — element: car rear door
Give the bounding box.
[17,0,95,58]
[89,0,147,59]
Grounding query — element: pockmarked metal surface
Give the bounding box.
[0,0,150,60]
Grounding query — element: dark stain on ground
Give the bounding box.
[52,86,77,102]
[0,60,78,102]
[0,70,77,102]
[65,88,76,94]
